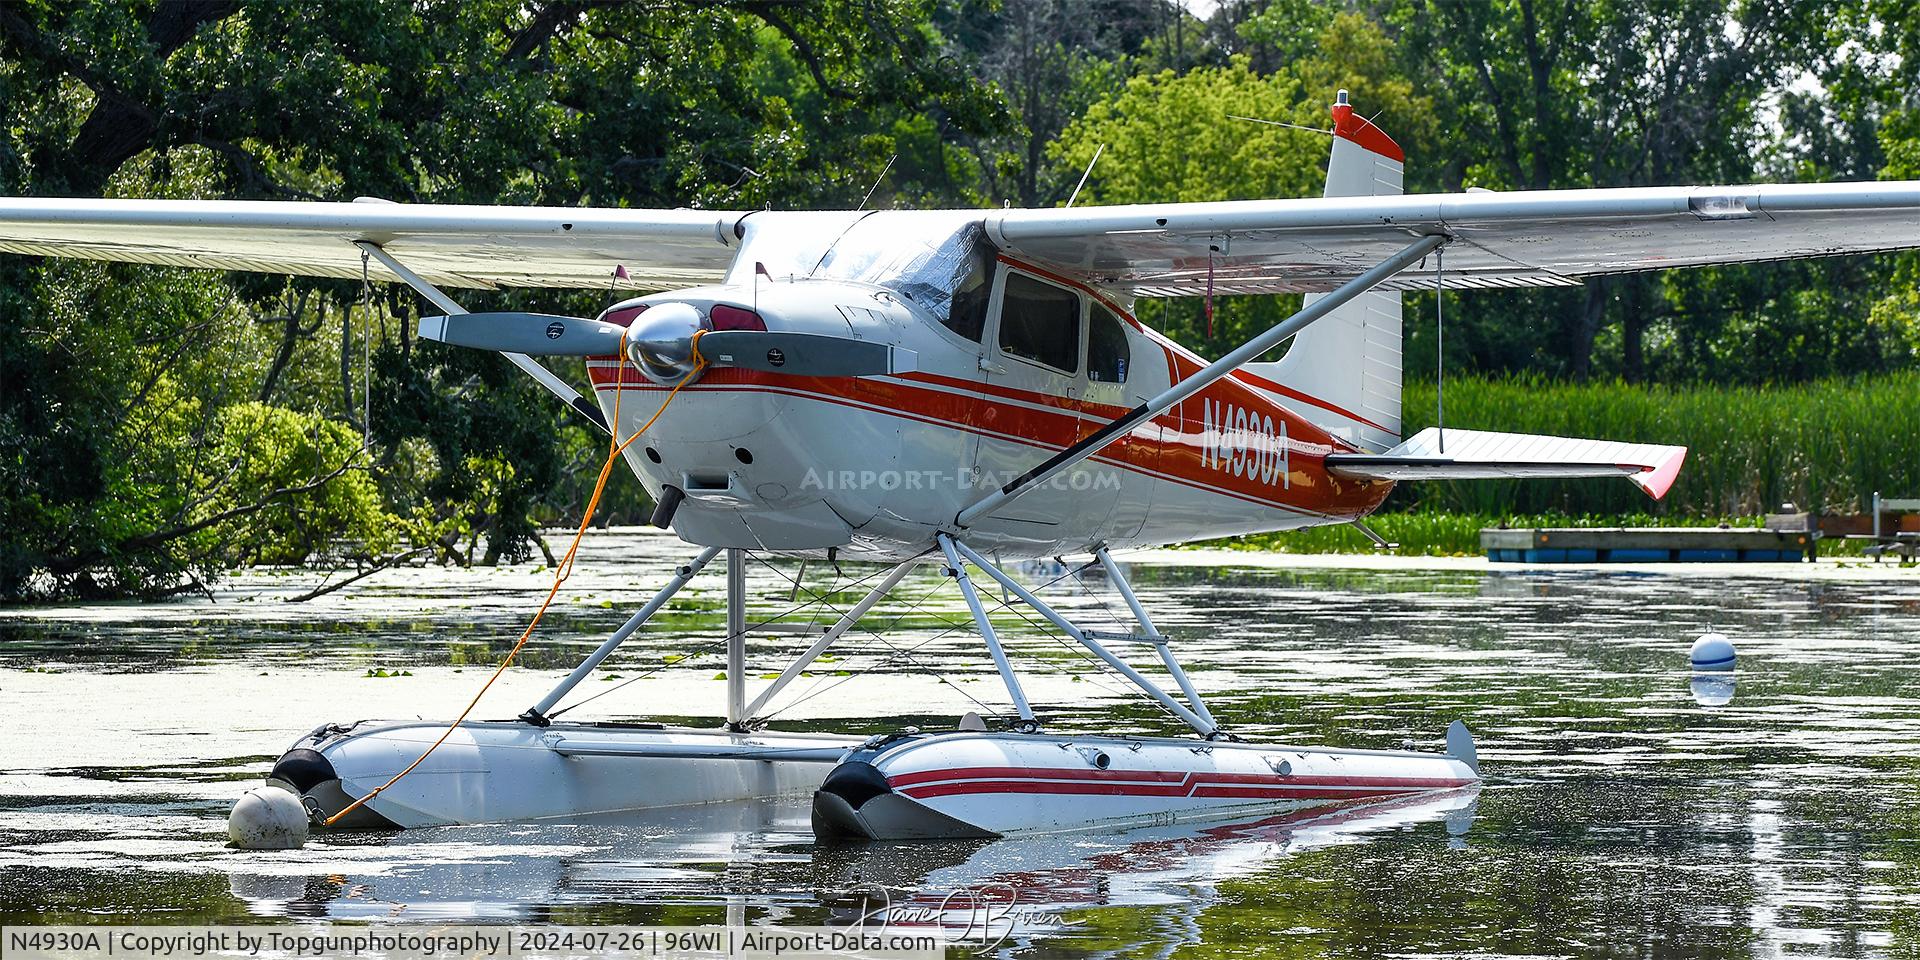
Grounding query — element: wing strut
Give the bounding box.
[353,241,611,434]
[955,233,1447,528]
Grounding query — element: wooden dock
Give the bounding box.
[1480,526,1814,563]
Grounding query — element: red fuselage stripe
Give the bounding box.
[888,765,1474,801]
[585,362,1393,515]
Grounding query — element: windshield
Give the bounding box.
[814,214,994,340]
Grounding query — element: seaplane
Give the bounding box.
[6,91,1919,841]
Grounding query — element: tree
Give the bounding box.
[1050,13,1436,357]
[1390,0,1860,381]
[0,0,1013,600]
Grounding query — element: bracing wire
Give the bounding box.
[547,558,908,720]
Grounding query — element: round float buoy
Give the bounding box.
[1690,633,1736,672]
[228,785,309,850]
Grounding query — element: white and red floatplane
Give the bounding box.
[8,90,1920,838]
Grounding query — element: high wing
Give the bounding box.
[0,198,746,290]
[981,181,1920,296]
[6,182,1920,297]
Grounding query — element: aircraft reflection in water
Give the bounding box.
[224,789,1476,937]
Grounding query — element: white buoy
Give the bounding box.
[228,785,309,850]
[1690,632,1736,672]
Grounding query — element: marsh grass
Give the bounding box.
[1397,374,1920,517]
[1214,375,1917,556]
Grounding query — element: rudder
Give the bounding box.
[1253,90,1406,452]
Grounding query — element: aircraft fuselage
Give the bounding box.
[591,266,1392,562]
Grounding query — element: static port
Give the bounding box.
[735,448,754,465]
[645,447,662,464]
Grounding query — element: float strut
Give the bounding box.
[725,548,748,731]
[745,558,923,719]
[949,539,1216,737]
[523,546,721,724]
[938,534,1037,729]
[1096,546,1218,733]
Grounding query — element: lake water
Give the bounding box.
[5,528,1920,957]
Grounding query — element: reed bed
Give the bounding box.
[1396,374,1920,518]
[1209,375,1919,555]
[1221,512,1762,556]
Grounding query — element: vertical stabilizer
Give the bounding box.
[1251,90,1406,452]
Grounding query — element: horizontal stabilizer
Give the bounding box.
[1325,428,1686,499]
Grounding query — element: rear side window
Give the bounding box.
[999,273,1080,373]
[1088,304,1130,383]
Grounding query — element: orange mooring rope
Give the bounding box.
[325,332,708,826]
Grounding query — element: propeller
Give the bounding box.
[418,309,915,382]
[417,312,625,357]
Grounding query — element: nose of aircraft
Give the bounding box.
[624,301,705,384]
[607,299,779,385]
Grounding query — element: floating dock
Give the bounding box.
[1481,526,1813,563]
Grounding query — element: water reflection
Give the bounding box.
[1692,673,1737,706]
[205,788,1480,950]
[4,531,1920,956]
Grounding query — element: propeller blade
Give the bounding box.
[697,331,915,377]
[419,312,627,356]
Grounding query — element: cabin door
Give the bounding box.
[974,266,1119,545]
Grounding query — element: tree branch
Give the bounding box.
[187,133,319,199]
[503,1,585,62]
[284,546,432,602]
[47,453,365,576]
[739,2,856,101]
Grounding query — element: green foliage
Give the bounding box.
[0,0,1014,601]
[199,403,391,566]
[1053,15,1432,207]
[3,0,1919,600]
[1051,13,1434,357]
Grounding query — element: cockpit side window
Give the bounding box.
[1088,303,1131,383]
[999,272,1081,374]
[943,230,995,342]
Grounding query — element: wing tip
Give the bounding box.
[1627,446,1688,500]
